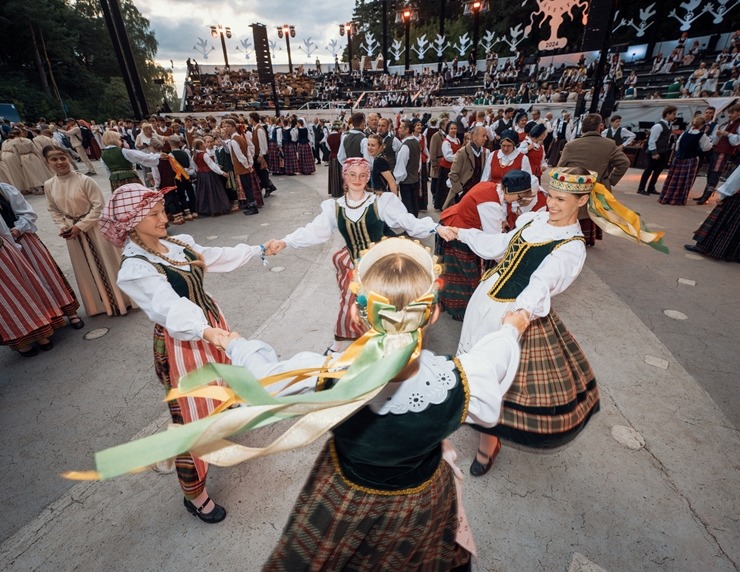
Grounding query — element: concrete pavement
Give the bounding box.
[1,162,738,571]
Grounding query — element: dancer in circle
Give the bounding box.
[100,130,162,192]
[266,158,454,353]
[99,183,266,523]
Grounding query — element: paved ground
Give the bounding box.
[1,161,738,571]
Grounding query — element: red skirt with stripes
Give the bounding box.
[333,247,367,341]
[0,237,65,349]
[17,233,79,317]
[297,142,316,175]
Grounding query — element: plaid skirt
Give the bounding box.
[332,247,367,340]
[283,142,299,175]
[439,239,482,322]
[475,310,600,448]
[579,219,603,246]
[110,175,141,192]
[297,142,316,175]
[263,442,469,571]
[268,141,284,175]
[658,157,699,205]
[692,193,740,261]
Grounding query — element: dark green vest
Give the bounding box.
[336,198,386,260]
[483,221,585,302]
[102,147,137,181]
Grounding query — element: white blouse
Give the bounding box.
[226,323,521,427]
[117,234,262,340]
[283,192,438,248]
[0,182,37,237]
[481,150,532,182]
[458,211,585,318]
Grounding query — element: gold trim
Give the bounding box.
[452,356,471,424]
[552,236,586,250]
[328,439,442,496]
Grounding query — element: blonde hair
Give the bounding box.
[361,253,432,311]
[102,130,121,147]
[128,232,206,268]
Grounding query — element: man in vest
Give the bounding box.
[378,117,401,172]
[429,117,448,211]
[602,115,636,152]
[168,134,197,221]
[311,117,324,165]
[337,112,370,165]
[694,103,740,204]
[222,118,259,215]
[393,119,421,216]
[637,105,677,196]
[489,107,515,149]
[249,112,277,197]
[444,125,490,208]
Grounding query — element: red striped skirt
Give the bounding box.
[0,237,65,349]
[659,157,699,206]
[297,142,316,175]
[333,247,367,341]
[17,233,79,317]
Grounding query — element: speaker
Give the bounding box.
[581,0,617,52]
[251,23,273,85]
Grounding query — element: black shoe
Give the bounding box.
[183,497,227,523]
[636,190,649,196]
[69,317,85,330]
[696,192,713,205]
[18,346,39,358]
[647,189,659,195]
[38,339,54,351]
[243,207,259,215]
[264,190,272,198]
[469,441,502,477]
[684,244,701,253]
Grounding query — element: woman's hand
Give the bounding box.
[203,327,232,350]
[502,310,531,335]
[60,225,81,240]
[436,225,457,242]
[264,239,287,256]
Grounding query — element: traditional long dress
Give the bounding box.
[224,324,521,570]
[659,130,713,206]
[44,172,132,317]
[295,127,315,175]
[100,145,158,191]
[267,127,283,175]
[439,181,547,321]
[1,139,29,192]
[691,164,740,261]
[0,183,79,319]
[6,137,52,190]
[326,131,343,197]
[282,127,298,175]
[117,234,262,498]
[193,150,232,216]
[282,192,438,340]
[458,212,599,447]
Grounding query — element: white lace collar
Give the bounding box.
[367,351,458,415]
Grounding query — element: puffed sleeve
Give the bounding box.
[457,225,517,260]
[172,233,262,273]
[476,201,506,234]
[117,257,210,340]
[376,193,437,237]
[282,199,337,248]
[122,148,161,168]
[1,183,37,234]
[513,238,585,317]
[458,324,521,427]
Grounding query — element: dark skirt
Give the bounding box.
[268,140,283,175]
[328,158,343,197]
[659,157,699,206]
[110,175,141,192]
[474,310,600,448]
[283,142,298,175]
[692,193,740,261]
[579,219,603,246]
[195,171,232,216]
[435,167,451,210]
[439,238,482,322]
[263,442,468,571]
[547,139,566,166]
[297,142,316,175]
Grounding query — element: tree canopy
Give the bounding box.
[0,0,176,121]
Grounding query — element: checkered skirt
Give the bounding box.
[268,140,284,175]
[692,193,740,261]
[283,142,299,175]
[297,142,316,175]
[262,442,469,571]
[475,310,599,447]
[439,238,482,322]
[658,157,700,206]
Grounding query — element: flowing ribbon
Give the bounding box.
[168,155,190,181]
[588,183,669,254]
[63,327,419,481]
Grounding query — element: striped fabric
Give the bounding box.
[332,247,367,341]
[297,142,316,175]
[152,309,230,498]
[17,233,79,317]
[475,310,599,447]
[268,140,284,175]
[659,157,700,205]
[693,194,740,261]
[283,142,299,175]
[263,442,469,571]
[0,237,65,350]
[250,170,264,207]
[439,239,482,322]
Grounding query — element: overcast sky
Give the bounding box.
[136,0,356,93]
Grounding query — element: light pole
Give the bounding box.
[210,24,232,69]
[339,22,356,72]
[464,1,489,64]
[277,24,295,74]
[397,5,417,74]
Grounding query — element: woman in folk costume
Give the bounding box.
[267,119,284,176]
[42,146,133,317]
[281,118,299,176]
[481,129,533,186]
[1,131,30,193]
[438,170,547,322]
[293,118,316,175]
[518,123,548,180]
[267,158,454,354]
[448,167,666,476]
[513,112,529,142]
[326,121,344,198]
[191,138,233,217]
[0,181,84,330]
[685,163,740,261]
[658,116,713,206]
[150,136,194,224]
[7,129,53,194]
[98,183,266,523]
[435,121,461,210]
[100,130,162,192]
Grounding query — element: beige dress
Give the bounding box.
[32,135,58,155]
[44,172,132,317]
[1,139,29,191]
[8,137,53,189]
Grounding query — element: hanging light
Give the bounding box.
[277,26,284,39]
[289,25,296,38]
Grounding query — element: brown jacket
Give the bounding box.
[557,131,630,191]
[443,144,489,209]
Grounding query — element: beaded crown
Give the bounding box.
[548,168,598,194]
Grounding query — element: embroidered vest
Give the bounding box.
[482,221,585,301]
[336,198,386,260]
[101,147,136,181]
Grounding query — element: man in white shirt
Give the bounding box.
[393,119,422,216]
[602,115,636,151]
[338,112,371,166]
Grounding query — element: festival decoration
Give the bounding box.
[236,38,253,60]
[326,39,341,59]
[706,0,739,24]
[269,40,281,60]
[193,37,215,59]
[411,34,433,60]
[499,24,527,53]
[432,34,450,59]
[389,38,405,62]
[451,32,473,57]
[480,30,499,54]
[299,37,318,61]
[360,31,380,57]
[668,0,711,31]
[523,0,588,52]
[618,4,657,38]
